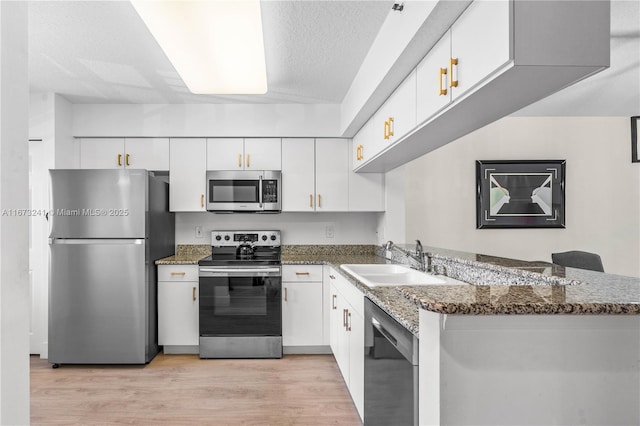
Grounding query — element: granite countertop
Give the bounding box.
[157,244,640,338]
[155,244,211,265]
[282,245,640,338]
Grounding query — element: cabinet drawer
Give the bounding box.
[283,265,323,282]
[158,265,199,281]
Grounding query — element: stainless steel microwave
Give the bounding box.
[206,170,281,213]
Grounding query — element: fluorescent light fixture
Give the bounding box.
[131,0,268,94]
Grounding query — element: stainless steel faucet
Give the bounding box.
[384,240,429,272]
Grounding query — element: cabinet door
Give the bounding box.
[79,138,124,169]
[158,280,199,346]
[352,119,373,170]
[348,307,365,420]
[416,31,452,124]
[330,283,350,383]
[282,281,323,346]
[451,0,510,99]
[281,138,315,211]
[315,139,349,211]
[244,138,282,170]
[206,138,244,170]
[170,138,206,212]
[386,70,417,144]
[124,138,169,171]
[349,140,385,212]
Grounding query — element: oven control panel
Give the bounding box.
[211,230,281,247]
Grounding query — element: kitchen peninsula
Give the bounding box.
[283,244,640,426]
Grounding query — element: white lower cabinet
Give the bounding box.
[157,265,199,353]
[282,265,325,349]
[327,267,364,421]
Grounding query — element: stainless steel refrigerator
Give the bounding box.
[48,169,174,366]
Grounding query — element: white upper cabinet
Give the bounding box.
[348,140,384,212]
[372,71,417,154]
[450,0,510,99]
[244,138,282,170]
[416,32,453,124]
[206,138,281,170]
[281,138,349,212]
[79,137,169,170]
[417,1,509,126]
[281,138,316,212]
[170,138,207,212]
[206,138,244,170]
[315,139,349,212]
[124,138,170,170]
[356,0,608,173]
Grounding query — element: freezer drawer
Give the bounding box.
[48,239,150,364]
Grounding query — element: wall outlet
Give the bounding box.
[195,226,203,238]
[325,225,334,239]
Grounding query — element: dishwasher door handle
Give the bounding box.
[372,319,398,347]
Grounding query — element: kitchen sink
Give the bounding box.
[340,264,447,287]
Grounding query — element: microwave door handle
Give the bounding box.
[259,175,263,208]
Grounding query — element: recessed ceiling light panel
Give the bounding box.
[131,0,268,95]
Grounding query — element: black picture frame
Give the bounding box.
[476,160,566,229]
[632,116,639,163]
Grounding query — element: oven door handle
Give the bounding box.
[258,175,263,208]
[199,267,281,276]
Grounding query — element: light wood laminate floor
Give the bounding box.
[31,353,362,425]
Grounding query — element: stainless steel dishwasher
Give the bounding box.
[364,298,419,426]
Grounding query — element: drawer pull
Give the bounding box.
[171,272,186,276]
[295,272,310,276]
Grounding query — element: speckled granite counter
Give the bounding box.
[155,244,211,265]
[282,244,640,338]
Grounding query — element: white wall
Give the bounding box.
[377,165,406,245]
[72,103,340,137]
[0,1,30,423]
[176,212,380,246]
[404,116,640,277]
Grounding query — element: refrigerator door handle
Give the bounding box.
[49,239,145,245]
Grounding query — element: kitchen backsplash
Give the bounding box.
[175,212,381,245]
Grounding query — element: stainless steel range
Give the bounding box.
[198,230,282,359]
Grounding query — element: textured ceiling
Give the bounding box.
[28,0,639,116]
[28,0,392,104]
